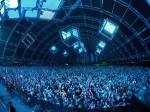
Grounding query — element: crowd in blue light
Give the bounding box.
[1,66,150,109]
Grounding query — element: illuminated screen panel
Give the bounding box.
[42,0,62,10]
[40,10,55,20]
[104,21,116,34]
[62,31,71,40]
[71,28,79,38]
[4,0,18,8]
[8,10,19,18]
[98,41,106,48]
[21,0,37,8]
[25,10,38,18]
[1,6,5,15]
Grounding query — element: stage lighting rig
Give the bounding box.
[49,45,58,54]
[95,48,102,56]
[63,50,69,57]
[96,40,106,50]
[99,19,119,40]
[59,26,80,47]
[73,41,87,56]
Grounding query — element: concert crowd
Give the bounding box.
[0,66,150,109]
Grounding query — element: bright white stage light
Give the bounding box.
[8,10,19,18]
[146,0,150,6]
[21,0,37,8]
[25,10,38,18]
[42,0,63,10]
[62,31,71,40]
[104,21,116,34]
[98,41,106,48]
[40,10,55,20]
[4,0,18,8]
[1,6,5,15]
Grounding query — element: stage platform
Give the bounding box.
[131,88,150,112]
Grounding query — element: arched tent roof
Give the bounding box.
[0,0,150,65]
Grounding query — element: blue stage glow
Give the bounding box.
[8,10,19,18]
[25,10,38,18]
[4,0,18,8]
[51,46,57,51]
[42,0,62,10]
[104,21,116,34]
[1,6,5,15]
[62,31,71,40]
[21,0,37,8]
[63,50,69,57]
[40,10,55,20]
[72,29,79,38]
[146,0,150,6]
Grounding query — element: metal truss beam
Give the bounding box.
[2,19,22,61]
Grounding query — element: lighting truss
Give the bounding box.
[42,0,63,10]
[63,50,69,57]
[40,10,55,20]
[7,9,20,19]
[49,45,58,54]
[21,0,37,8]
[0,0,64,21]
[25,10,38,18]
[146,0,150,6]
[22,32,36,48]
[95,49,102,56]
[99,19,119,40]
[4,0,18,8]
[59,26,80,47]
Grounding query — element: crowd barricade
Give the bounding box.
[0,79,129,112]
